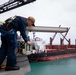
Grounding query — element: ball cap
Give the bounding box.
[28,16,35,26]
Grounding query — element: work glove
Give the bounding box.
[27,41,32,45]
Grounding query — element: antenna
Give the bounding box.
[0,0,36,14]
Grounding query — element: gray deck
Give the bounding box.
[0,53,31,75]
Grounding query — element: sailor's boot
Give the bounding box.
[5,66,20,71]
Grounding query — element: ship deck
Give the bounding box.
[0,53,31,75]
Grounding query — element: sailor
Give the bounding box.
[0,16,35,71]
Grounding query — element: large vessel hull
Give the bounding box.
[27,49,76,61]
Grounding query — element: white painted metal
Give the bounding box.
[0,21,69,33]
[26,26,69,33]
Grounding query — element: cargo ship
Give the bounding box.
[26,37,76,61]
[27,49,76,62]
[17,26,76,62]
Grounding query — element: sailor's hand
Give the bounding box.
[27,41,32,45]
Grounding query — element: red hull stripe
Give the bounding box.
[28,53,76,61]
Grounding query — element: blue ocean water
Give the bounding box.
[26,57,76,75]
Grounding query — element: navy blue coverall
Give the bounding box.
[0,16,28,66]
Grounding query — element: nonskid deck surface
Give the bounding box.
[0,53,31,75]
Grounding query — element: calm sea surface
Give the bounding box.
[26,57,76,75]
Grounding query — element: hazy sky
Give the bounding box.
[0,0,76,44]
